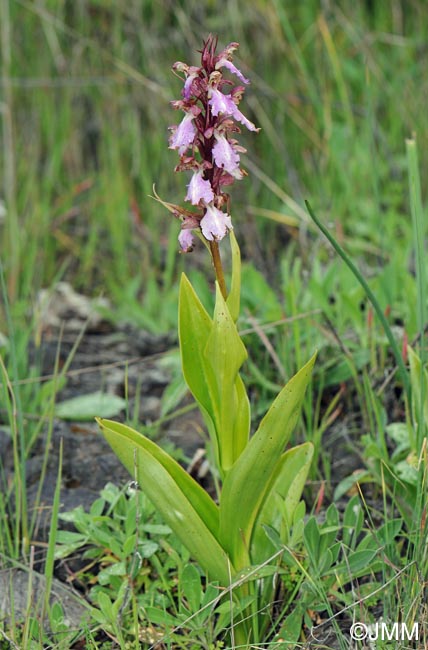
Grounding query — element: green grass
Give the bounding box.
[1,1,428,648]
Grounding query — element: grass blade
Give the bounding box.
[305,200,410,401]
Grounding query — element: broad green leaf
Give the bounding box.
[336,548,379,575]
[342,496,363,548]
[251,442,313,564]
[181,563,202,611]
[178,274,219,464]
[271,608,303,648]
[333,469,371,501]
[318,548,334,575]
[97,592,113,620]
[303,516,320,567]
[178,273,214,419]
[232,374,251,463]
[123,534,137,557]
[145,607,178,627]
[55,391,126,420]
[97,418,219,537]
[54,531,87,559]
[226,230,241,323]
[97,418,230,584]
[179,273,250,475]
[205,284,249,473]
[98,561,127,585]
[139,540,159,558]
[141,523,171,535]
[219,353,316,569]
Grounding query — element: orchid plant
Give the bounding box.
[97,36,316,646]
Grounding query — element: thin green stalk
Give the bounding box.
[22,545,36,649]
[43,439,62,617]
[209,240,227,300]
[29,335,63,536]
[406,139,426,353]
[0,262,28,554]
[305,200,410,402]
[406,139,428,611]
[406,138,426,449]
[0,488,13,556]
[0,0,19,300]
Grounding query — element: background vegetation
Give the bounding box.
[1,1,427,648]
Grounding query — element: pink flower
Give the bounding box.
[215,58,249,84]
[209,88,237,118]
[231,106,258,132]
[200,204,233,241]
[169,113,197,154]
[209,88,258,132]
[185,170,214,205]
[212,134,243,179]
[167,37,260,252]
[182,66,200,99]
[178,228,195,252]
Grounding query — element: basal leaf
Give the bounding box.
[178,273,214,418]
[205,284,249,473]
[232,374,251,463]
[97,418,229,583]
[219,353,316,569]
[251,442,313,564]
[178,274,221,463]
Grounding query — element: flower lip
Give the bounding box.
[182,66,201,100]
[212,133,243,179]
[178,228,195,252]
[185,170,215,205]
[215,58,250,84]
[208,87,259,132]
[169,112,197,154]
[200,204,233,241]
[208,88,237,118]
[231,106,259,132]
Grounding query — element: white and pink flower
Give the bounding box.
[185,170,214,205]
[168,112,197,154]
[212,134,243,179]
[200,204,233,241]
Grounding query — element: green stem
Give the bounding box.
[1,0,19,300]
[209,240,227,299]
[305,200,410,403]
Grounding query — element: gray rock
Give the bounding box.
[0,567,89,629]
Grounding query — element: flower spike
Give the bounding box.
[166,34,259,292]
